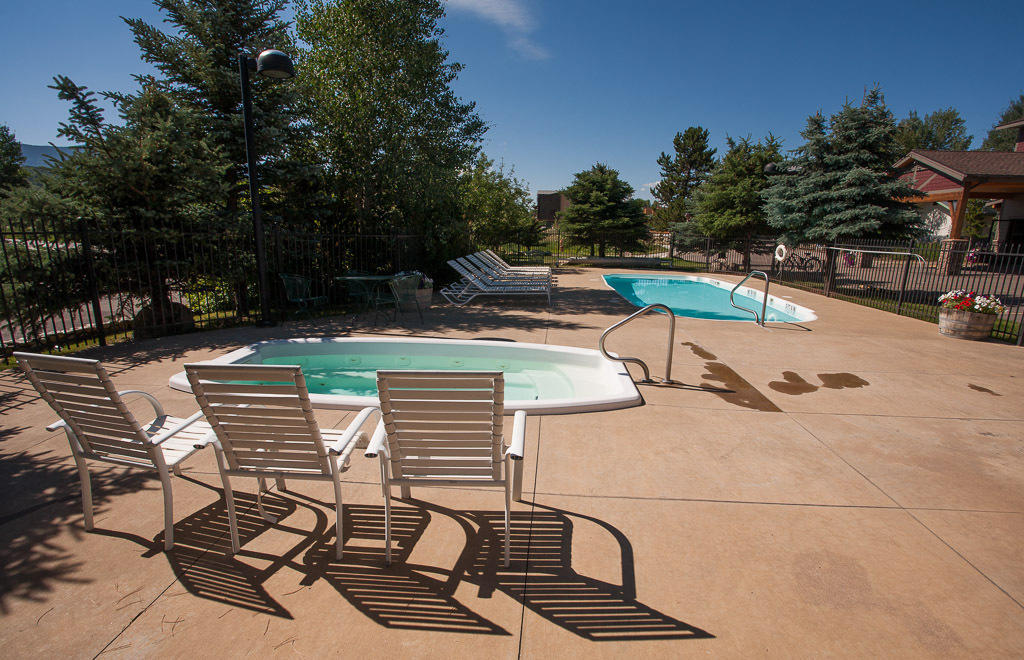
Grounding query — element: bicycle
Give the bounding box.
[782,250,823,272]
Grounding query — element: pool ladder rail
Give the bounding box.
[599,304,676,384]
[730,270,770,327]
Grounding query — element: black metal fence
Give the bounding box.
[0,216,424,357]
[494,229,1024,344]
[4,214,1023,356]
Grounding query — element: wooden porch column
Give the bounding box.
[940,185,971,276]
[948,185,970,239]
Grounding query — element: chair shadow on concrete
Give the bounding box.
[158,489,301,619]
[300,496,710,641]
[299,498,511,635]
[458,501,713,642]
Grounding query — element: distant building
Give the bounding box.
[536,191,569,227]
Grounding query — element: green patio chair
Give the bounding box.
[279,273,327,319]
[388,273,424,323]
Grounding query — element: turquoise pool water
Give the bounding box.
[254,352,574,401]
[603,274,812,323]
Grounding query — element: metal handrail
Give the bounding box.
[730,270,770,326]
[599,304,675,384]
[826,247,926,263]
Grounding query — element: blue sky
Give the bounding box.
[2,0,1023,199]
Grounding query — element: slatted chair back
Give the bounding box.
[184,363,334,478]
[16,353,160,467]
[279,273,313,303]
[376,370,505,484]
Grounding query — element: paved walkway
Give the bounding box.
[1,268,1022,658]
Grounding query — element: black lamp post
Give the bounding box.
[239,49,295,326]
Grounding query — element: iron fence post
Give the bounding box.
[705,237,711,272]
[895,239,914,315]
[77,216,106,346]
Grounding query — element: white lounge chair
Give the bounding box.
[15,352,208,550]
[480,249,551,276]
[365,370,526,567]
[440,259,551,306]
[455,257,548,286]
[184,363,377,560]
[467,253,551,284]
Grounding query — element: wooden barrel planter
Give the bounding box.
[938,309,997,340]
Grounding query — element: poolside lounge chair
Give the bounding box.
[15,352,209,550]
[441,259,551,306]
[455,257,550,287]
[365,370,526,567]
[467,253,552,284]
[185,363,377,560]
[480,249,551,276]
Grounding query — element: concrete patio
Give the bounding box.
[1,268,1022,658]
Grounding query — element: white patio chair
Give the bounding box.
[184,363,376,559]
[479,249,551,276]
[365,370,526,567]
[15,352,208,550]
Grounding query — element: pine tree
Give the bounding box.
[981,94,1024,151]
[0,78,228,334]
[0,125,27,192]
[692,135,781,269]
[561,163,648,257]
[651,126,716,230]
[123,0,300,220]
[763,87,921,246]
[894,108,972,153]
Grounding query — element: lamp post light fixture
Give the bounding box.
[239,48,295,327]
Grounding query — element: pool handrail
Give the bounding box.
[730,271,769,326]
[599,304,676,384]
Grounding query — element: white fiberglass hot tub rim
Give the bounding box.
[168,336,642,415]
[602,272,818,323]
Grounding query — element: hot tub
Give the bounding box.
[169,337,642,415]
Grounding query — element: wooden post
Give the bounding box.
[948,185,970,239]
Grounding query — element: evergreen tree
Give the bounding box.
[651,126,716,230]
[461,154,540,249]
[561,163,648,257]
[0,78,228,334]
[894,108,972,153]
[981,94,1024,151]
[295,0,486,250]
[0,125,27,192]
[692,135,782,269]
[123,0,300,221]
[763,87,921,246]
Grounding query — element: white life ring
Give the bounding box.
[774,244,787,262]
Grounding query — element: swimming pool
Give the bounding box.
[603,274,816,323]
[168,337,642,414]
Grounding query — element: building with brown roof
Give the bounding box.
[895,119,1024,247]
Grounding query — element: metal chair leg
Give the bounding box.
[161,471,175,550]
[74,454,94,531]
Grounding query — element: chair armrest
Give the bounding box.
[364,419,389,458]
[505,410,527,461]
[193,429,219,450]
[149,410,206,446]
[327,407,378,455]
[45,419,68,432]
[117,389,165,417]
